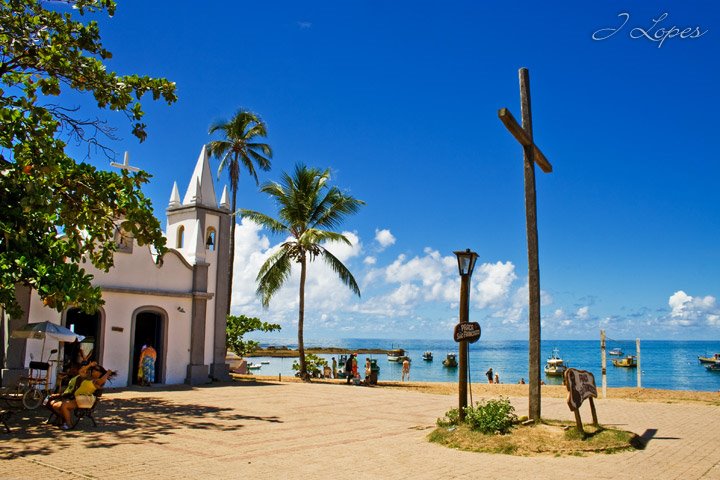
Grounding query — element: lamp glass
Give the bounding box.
[454,249,478,277]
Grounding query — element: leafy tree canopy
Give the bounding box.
[0,0,177,317]
[226,314,281,357]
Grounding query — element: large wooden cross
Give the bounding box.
[498,68,553,422]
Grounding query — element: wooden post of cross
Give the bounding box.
[498,68,553,422]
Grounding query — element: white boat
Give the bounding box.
[387,348,405,362]
[247,363,262,370]
[544,348,567,377]
[260,360,270,364]
[422,351,433,361]
[442,353,457,368]
[609,348,623,356]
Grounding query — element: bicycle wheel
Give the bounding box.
[22,388,43,409]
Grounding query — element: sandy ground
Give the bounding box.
[3,378,720,480]
[238,374,720,404]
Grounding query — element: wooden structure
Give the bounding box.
[564,368,599,435]
[498,68,553,421]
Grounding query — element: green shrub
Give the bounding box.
[463,397,517,434]
[292,353,328,377]
[436,407,461,427]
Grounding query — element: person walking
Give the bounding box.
[351,354,358,379]
[345,354,354,384]
[138,341,157,386]
[401,358,410,382]
[486,367,494,384]
[331,357,337,379]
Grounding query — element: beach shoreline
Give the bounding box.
[245,346,391,357]
[233,374,720,405]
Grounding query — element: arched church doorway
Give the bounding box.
[131,310,164,385]
[64,308,101,367]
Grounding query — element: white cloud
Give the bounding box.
[374,228,396,250]
[229,220,591,339]
[668,290,718,327]
[576,306,590,320]
[230,220,363,327]
[473,261,517,308]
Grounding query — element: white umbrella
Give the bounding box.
[11,321,85,361]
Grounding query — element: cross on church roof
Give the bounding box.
[110,151,140,172]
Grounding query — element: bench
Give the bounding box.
[71,390,103,429]
[1,389,22,434]
[45,389,103,429]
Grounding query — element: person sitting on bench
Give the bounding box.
[49,361,114,430]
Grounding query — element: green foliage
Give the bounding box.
[292,353,327,377]
[207,110,272,193]
[436,407,461,427]
[463,397,517,435]
[207,109,272,316]
[240,164,364,380]
[225,314,280,357]
[0,0,176,316]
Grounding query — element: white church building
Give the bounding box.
[1,147,232,387]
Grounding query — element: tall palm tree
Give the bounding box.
[240,164,364,381]
[208,109,272,315]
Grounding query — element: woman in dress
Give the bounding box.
[138,341,157,386]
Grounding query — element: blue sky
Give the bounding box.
[61,1,718,341]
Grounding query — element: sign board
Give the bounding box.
[453,322,481,343]
[564,368,598,411]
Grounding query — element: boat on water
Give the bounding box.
[698,353,720,364]
[260,360,270,364]
[422,351,433,361]
[609,348,623,356]
[387,348,405,362]
[247,363,262,370]
[442,353,457,368]
[612,355,637,368]
[705,363,720,372]
[543,348,567,377]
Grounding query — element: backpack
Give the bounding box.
[61,375,84,399]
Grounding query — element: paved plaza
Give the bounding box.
[1,380,720,479]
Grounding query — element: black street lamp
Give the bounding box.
[454,248,478,420]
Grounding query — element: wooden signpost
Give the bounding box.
[453,322,481,344]
[498,68,553,422]
[563,368,599,435]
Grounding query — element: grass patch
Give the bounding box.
[429,419,639,456]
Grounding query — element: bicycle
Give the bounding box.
[17,349,59,409]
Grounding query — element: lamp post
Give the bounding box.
[454,248,478,420]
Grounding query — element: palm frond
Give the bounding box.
[301,229,352,248]
[239,209,289,234]
[309,187,365,230]
[318,247,361,298]
[207,108,273,185]
[256,248,293,307]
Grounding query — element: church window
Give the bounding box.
[177,225,185,248]
[206,228,216,251]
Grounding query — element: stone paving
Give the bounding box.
[1,380,719,479]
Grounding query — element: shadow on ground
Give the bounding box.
[0,395,282,459]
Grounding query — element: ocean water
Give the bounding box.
[247,339,720,392]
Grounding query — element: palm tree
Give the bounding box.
[240,164,364,381]
[208,109,272,315]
